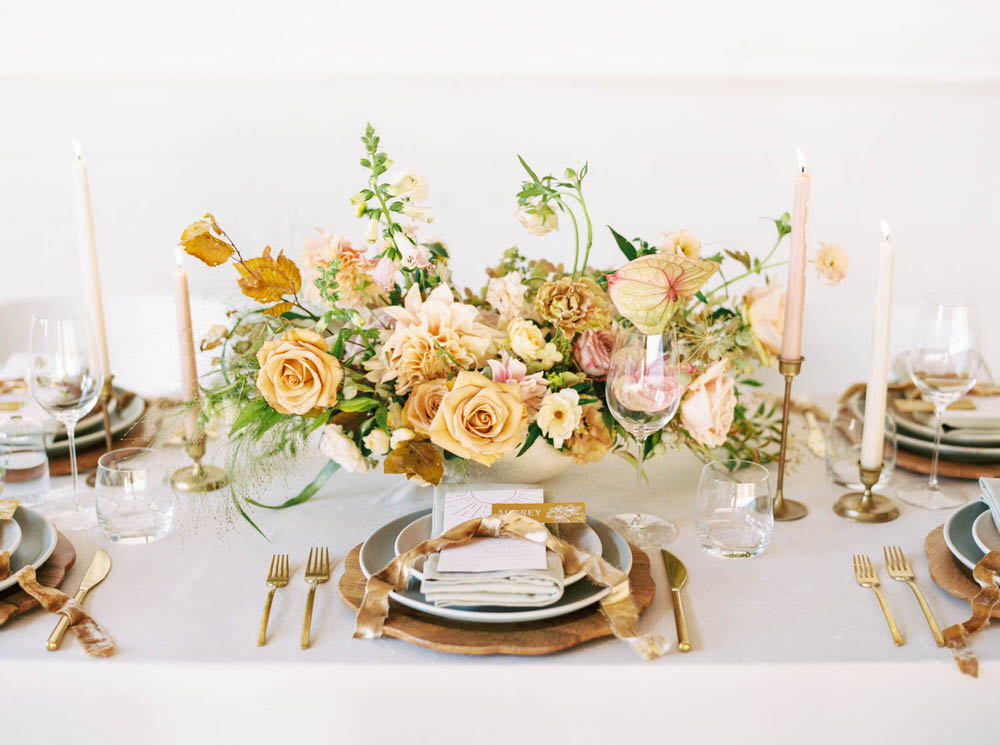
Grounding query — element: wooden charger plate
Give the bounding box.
[0,532,76,626]
[339,542,655,655]
[924,525,1000,619]
[897,448,1000,480]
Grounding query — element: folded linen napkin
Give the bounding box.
[420,550,565,607]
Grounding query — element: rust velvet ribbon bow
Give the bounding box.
[352,512,667,660]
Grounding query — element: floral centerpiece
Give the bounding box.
[181,124,844,529]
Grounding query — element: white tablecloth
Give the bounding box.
[3,430,995,744]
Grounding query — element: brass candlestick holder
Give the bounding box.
[833,461,899,523]
[773,356,808,521]
[170,433,228,492]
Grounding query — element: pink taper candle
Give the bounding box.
[174,247,199,438]
[780,148,810,360]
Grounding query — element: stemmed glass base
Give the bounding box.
[895,483,969,511]
[34,488,97,531]
[607,512,678,549]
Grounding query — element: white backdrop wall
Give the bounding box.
[1,2,998,394]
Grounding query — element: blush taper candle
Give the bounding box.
[780,148,810,360]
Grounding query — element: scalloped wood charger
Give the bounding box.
[924,525,1000,618]
[339,542,655,655]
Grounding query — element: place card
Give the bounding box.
[491,502,586,523]
[436,487,547,573]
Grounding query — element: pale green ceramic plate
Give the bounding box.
[943,501,995,581]
[0,505,58,593]
[360,508,632,624]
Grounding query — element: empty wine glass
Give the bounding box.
[28,305,103,530]
[605,323,683,547]
[897,292,980,510]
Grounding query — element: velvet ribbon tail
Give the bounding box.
[13,566,114,657]
[942,550,1000,677]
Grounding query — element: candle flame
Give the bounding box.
[796,147,806,173]
[174,246,184,268]
[71,140,83,160]
[880,219,891,241]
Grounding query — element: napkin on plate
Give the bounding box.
[423,485,566,607]
[419,550,565,607]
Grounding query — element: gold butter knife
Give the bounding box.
[661,549,692,652]
[46,548,111,651]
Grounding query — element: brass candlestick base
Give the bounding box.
[833,462,899,523]
[773,357,808,521]
[170,434,228,493]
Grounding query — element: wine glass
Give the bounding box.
[28,305,103,530]
[605,323,683,547]
[897,292,980,510]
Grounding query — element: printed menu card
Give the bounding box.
[435,487,547,572]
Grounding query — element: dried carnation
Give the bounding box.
[533,277,613,336]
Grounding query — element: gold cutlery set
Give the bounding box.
[852,545,944,647]
[661,549,692,653]
[258,547,332,649]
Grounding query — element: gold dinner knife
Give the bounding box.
[661,549,692,652]
[46,548,111,651]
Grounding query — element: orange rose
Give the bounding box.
[255,329,342,415]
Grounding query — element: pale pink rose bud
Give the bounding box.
[573,330,614,380]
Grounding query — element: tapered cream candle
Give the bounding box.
[174,247,199,438]
[860,220,895,470]
[780,148,810,360]
[72,141,111,376]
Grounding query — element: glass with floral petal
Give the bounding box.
[605,323,683,547]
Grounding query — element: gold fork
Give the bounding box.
[884,545,945,647]
[257,554,289,646]
[853,554,903,646]
[301,547,331,650]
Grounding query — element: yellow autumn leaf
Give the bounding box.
[180,213,234,267]
[383,439,443,486]
[235,246,302,305]
[264,302,293,317]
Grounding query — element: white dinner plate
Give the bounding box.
[847,390,1000,455]
[393,513,603,585]
[971,510,1000,556]
[0,505,58,593]
[360,508,632,624]
[0,517,22,555]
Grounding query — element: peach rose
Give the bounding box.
[428,371,527,466]
[404,379,450,436]
[573,329,614,380]
[744,282,785,357]
[255,328,343,415]
[680,360,736,448]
